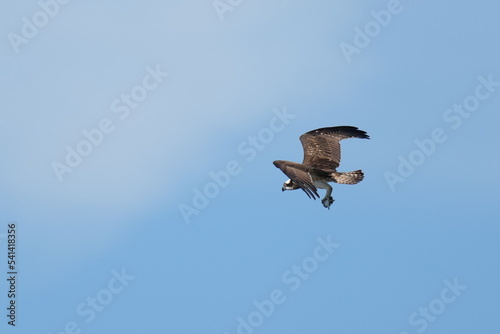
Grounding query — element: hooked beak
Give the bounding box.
[282,187,285,192]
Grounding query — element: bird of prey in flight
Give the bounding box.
[273,126,369,209]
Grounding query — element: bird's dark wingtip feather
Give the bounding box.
[305,126,369,140]
[302,188,318,200]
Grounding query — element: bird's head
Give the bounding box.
[282,179,300,192]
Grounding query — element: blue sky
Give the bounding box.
[1,0,499,333]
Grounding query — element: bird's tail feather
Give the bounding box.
[332,170,364,184]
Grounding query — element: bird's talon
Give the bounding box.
[322,196,335,209]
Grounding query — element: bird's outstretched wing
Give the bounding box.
[300,126,369,171]
[273,160,319,199]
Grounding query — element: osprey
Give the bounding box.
[273,126,369,209]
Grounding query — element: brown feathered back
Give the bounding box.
[299,126,369,172]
